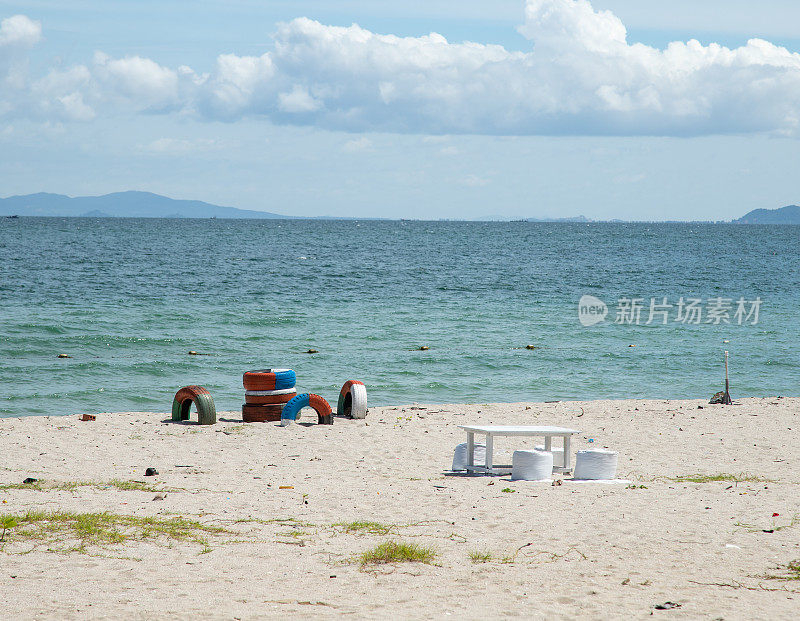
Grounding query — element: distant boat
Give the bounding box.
[6,215,19,219]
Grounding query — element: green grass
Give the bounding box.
[765,560,800,582]
[501,488,515,493]
[359,541,436,566]
[0,479,171,494]
[333,520,396,535]
[0,510,230,553]
[468,549,493,563]
[667,473,771,484]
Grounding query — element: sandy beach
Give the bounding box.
[1,397,798,620]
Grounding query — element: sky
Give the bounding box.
[2,0,800,221]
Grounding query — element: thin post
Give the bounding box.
[723,350,733,405]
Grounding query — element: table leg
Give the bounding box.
[544,435,552,453]
[467,432,474,468]
[485,434,493,474]
[563,435,571,470]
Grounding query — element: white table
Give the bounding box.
[458,425,580,475]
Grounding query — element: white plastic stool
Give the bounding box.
[452,442,486,471]
[573,449,618,480]
[510,449,553,481]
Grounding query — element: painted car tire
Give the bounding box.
[280,393,333,425]
[243,369,296,391]
[172,385,216,425]
[242,403,284,423]
[337,380,368,419]
[244,389,297,405]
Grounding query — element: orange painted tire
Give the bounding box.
[243,369,296,391]
[242,403,284,423]
[337,380,367,419]
[245,391,296,405]
[280,393,333,425]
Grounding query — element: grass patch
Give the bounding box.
[667,473,771,484]
[0,479,172,494]
[333,521,396,535]
[0,510,230,553]
[360,541,435,566]
[469,549,493,563]
[501,488,515,493]
[764,560,800,582]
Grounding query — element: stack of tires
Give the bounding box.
[242,369,296,423]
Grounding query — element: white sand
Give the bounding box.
[1,397,798,620]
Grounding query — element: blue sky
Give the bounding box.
[2,0,800,220]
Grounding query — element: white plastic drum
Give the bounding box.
[510,449,554,481]
[451,442,486,471]
[573,449,618,480]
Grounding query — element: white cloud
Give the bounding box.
[144,137,220,154]
[277,84,321,113]
[342,136,373,152]
[3,1,800,137]
[0,14,40,48]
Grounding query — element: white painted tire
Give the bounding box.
[451,443,486,471]
[349,383,368,419]
[337,380,368,419]
[244,388,297,396]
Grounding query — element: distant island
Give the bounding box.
[2,191,799,223]
[0,191,293,219]
[732,205,800,224]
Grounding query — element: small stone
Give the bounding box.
[144,468,159,477]
[152,494,166,501]
[22,477,38,484]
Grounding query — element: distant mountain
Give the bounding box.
[733,205,800,224]
[0,191,293,219]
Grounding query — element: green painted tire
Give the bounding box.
[172,385,216,425]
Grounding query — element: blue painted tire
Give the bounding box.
[243,369,296,391]
[281,393,333,425]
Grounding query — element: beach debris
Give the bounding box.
[57,353,71,358]
[337,380,368,419]
[654,602,681,610]
[80,414,96,421]
[152,494,166,501]
[144,468,159,477]
[22,478,38,484]
[709,391,726,404]
[172,385,217,425]
[279,485,294,490]
[552,479,563,486]
[710,351,734,404]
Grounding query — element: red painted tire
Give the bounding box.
[243,369,296,391]
[172,385,216,425]
[245,390,297,405]
[337,380,367,419]
[242,403,284,423]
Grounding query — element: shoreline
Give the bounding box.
[2,397,799,619]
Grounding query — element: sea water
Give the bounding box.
[1,217,798,417]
